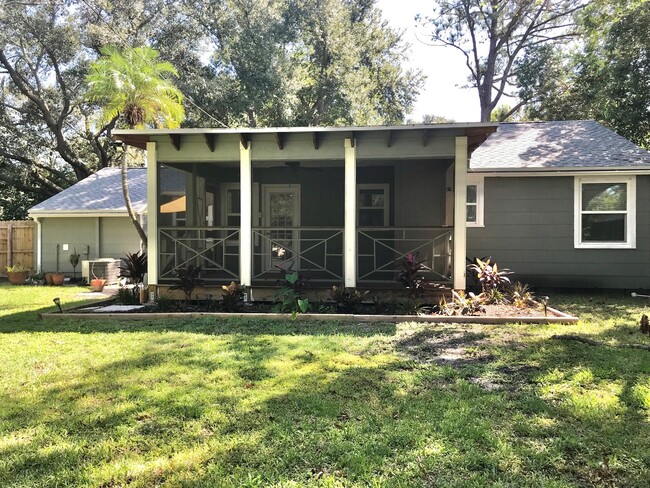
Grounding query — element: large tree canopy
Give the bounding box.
[520,0,650,148]
[419,0,587,121]
[0,0,422,218]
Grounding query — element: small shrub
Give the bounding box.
[439,290,485,316]
[154,294,178,312]
[170,264,204,306]
[372,296,400,315]
[115,285,140,305]
[221,281,247,312]
[397,252,430,298]
[6,264,31,273]
[509,281,535,308]
[483,287,506,305]
[274,263,311,315]
[330,285,369,313]
[467,257,512,293]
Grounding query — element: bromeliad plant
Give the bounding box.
[118,251,148,300]
[221,281,247,312]
[274,263,310,315]
[397,252,431,298]
[467,257,512,302]
[170,264,204,306]
[330,285,369,313]
[439,290,486,316]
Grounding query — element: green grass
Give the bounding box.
[0,285,649,487]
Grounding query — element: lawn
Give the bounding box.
[1,286,649,487]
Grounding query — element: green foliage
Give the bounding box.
[154,293,178,313]
[6,264,31,273]
[169,264,204,305]
[509,281,535,309]
[467,257,512,293]
[221,281,246,313]
[439,290,486,316]
[86,46,185,129]
[118,251,148,290]
[69,249,80,278]
[114,286,140,305]
[274,264,310,314]
[397,252,430,298]
[330,285,369,313]
[521,0,650,148]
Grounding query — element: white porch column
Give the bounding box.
[344,137,357,287]
[240,141,252,286]
[146,141,158,288]
[34,217,42,273]
[453,136,468,290]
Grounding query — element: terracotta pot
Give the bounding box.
[7,271,29,285]
[90,278,106,292]
[45,273,54,285]
[51,273,65,286]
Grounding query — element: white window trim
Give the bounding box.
[574,175,636,249]
[357,184,390,227]
[466,174,484,227]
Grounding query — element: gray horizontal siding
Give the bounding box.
[467,176,650,289]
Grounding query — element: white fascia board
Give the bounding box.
[112,122,498,137]
[469,168,650,177]
[28,210,143,218]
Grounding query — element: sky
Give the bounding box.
[375,0,481,122]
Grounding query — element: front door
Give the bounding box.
[262,185,300,271]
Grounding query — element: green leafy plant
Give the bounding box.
[397,252,430,298]
[483,287,506,305]
[330,285,369,313]
[170,264,204,306]
[154,294,178,312]
[115,285,140,305]
[467,257,512,293]
[509,281,535,309]
[439,290,486,316]
[119,251,147,290]
[372,296,400,315]
[6,264,31,273]
[69,249,80,279]
[221,281,247,312]
[274,263,310,315]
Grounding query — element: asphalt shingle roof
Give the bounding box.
[470,120,650,171]
[29,167,147,214]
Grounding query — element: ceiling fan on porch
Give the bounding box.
[283,161,323,173]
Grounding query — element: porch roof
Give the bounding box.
[112,123,498,152]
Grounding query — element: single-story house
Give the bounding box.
[28,167,146,275]
[29,120,650,292]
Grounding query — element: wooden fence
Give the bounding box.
[0,220,34,276]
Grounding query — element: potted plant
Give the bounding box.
[90,277,106,292]
[51,272,65,286]
[45,272,54,285]
[6,264,31,285]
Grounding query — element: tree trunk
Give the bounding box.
[120,148,148,248]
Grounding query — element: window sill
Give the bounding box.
[575,242,635,250]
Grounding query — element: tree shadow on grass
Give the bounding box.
[2,325,649,486]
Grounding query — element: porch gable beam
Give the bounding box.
[240,140,252,287]
[240,134,250,150]
[344,137,357,287]
[312,132,319,150]
[275,132,284,150]
[386,130,393,148]
[453,136,468,290]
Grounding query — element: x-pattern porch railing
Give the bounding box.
[159,227,240,280]
[252,227,343,281]
[357,227,452,282]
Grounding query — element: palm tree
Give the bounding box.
[86,46,185,247]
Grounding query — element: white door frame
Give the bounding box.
[262,184,301,271]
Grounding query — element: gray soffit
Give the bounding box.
[28,167,147,215]
[470,120,650,171]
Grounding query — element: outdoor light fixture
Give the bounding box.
[53,297,63,313]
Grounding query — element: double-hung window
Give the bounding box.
[357,184,389,226]
[466,175,484,227]
[574,176,636,249]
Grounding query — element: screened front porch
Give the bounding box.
[157,157,455,287]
